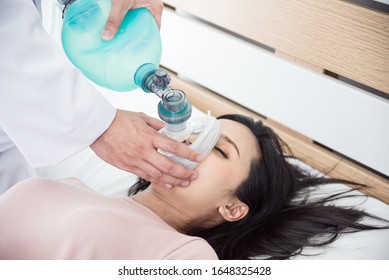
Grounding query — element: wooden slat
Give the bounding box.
[163,0,389,94]
[160,8,389,176]
[275,50,323,74]
[168,74,389,205]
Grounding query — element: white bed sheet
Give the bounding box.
[36,87,389,259]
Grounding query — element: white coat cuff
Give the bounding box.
[25,99,116,168]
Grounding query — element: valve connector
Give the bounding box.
[158,89,192,125]
[153,69,171,90]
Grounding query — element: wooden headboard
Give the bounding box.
[160,0,389,203]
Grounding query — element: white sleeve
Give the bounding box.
[0,0,116,167]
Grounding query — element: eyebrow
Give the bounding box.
[220,135,240,157]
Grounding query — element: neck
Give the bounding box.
[131,186,192,233]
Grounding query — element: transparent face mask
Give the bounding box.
[159,114,221,169]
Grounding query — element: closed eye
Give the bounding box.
[214,146,228,158]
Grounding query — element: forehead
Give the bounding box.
[218,119,259,160]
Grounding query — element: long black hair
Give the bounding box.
[129,114,388,259]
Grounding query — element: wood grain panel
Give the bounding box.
[168,74,389,205]
[275,50,323,73]
[163,0,389,94]
[160,9,389,176]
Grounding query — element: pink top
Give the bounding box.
[0,178,218,260]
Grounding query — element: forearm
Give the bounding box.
[0,0,116,167]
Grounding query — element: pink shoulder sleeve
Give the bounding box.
[164,239,218,260]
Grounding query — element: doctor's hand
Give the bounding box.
[90,110,201,188]
[102,0,163,40]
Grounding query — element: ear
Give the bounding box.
[218,200,249,222]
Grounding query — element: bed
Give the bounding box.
[39,0,389,259]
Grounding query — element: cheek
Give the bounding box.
[181,157,233,211]
[190,154,239,198]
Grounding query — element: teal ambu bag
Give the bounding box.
[61,0,162,91]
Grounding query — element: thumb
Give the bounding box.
[142,114,165,131]
[102,5,127,40]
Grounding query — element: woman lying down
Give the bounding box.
[0,114,387,260]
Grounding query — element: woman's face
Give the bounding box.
[153,119,260,224]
